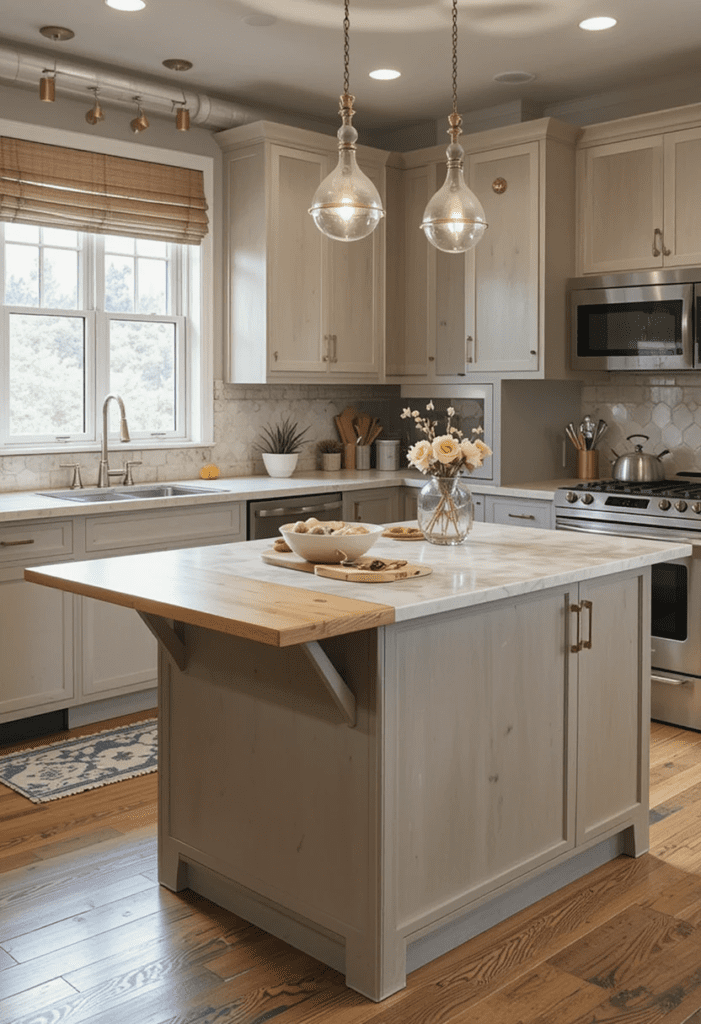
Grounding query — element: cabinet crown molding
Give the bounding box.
[397,117,580,169]
[578,102,701,148]
[215,119,390,162]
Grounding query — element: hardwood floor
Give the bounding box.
[2,715,701,1023]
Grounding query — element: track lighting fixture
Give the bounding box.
[174,100,190,131]
[39,73,56,102]
[37,26,74,104]
[85,87,105,125]
[130,97,149,133]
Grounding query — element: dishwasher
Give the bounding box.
[247,492,344,540]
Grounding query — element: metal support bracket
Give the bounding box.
[300,640,356,727]
[138,612,187,672]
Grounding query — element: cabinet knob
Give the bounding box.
[428,356,435,362]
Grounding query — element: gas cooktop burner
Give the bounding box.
[574,479,701,499]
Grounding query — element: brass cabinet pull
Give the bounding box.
[322,334,330,361]
[582,599,593,649]
[465,335,474,364]
[570,602,582,653]
[652,227,670,257]
[331,334,338,363]
[0,538,35,547]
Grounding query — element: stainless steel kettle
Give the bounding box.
[610,434,670,482]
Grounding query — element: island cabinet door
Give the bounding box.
[574,570,649,850]
[388,585,577,935]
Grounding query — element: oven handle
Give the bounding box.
[556,521,692,544]
[652,673,692,687]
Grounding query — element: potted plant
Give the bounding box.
[257,417,310,477]
[316,438,344,472]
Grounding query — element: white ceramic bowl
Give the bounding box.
[279,522,384,564]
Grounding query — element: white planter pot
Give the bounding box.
[262,452,298,478]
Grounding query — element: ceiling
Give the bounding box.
[3,0,701,130]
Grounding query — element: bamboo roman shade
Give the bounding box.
[0,137,209,244]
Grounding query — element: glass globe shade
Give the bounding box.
[421,145,487,253]
[309,147,384,242]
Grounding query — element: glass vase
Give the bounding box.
[417,475,474,545]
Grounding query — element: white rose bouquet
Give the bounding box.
[401,401,492,478]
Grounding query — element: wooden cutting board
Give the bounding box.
[262,549,432,583]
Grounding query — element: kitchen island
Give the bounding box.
[25,523,691,1001]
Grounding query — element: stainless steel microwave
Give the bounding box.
[568,269,701,371]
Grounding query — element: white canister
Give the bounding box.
[375,439,400,471]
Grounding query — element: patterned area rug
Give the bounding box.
[0,719,157,803]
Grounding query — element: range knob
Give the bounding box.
[581,493,594,504]
[658,499,671,510]
[675,500,688,512]
[693,503,701,514]
[565,491,578,503]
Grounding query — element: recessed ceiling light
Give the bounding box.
[369,69,401,81]
[579,16,617,30]
[493,71,536,85]
[105,0,146,11]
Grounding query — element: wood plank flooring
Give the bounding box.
[2,715,701,1023]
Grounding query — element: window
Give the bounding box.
[0,223,201,449]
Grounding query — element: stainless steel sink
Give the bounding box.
[39,484,223,502]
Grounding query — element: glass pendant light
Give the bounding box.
[309,0,384,243]
[421,0,487,254]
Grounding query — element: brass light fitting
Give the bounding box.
[38,26,74,103]
[130,96,149,133]
[39,74,56,102]
[175,105,190,131]
[162,59,193,72]
[85,87,105,125]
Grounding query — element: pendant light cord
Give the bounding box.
[343,0,350,95]
[451,0,458,116]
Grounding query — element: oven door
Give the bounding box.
[557,516,701,729]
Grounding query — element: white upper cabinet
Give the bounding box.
[465,143,540,373]
[577,106,701,275]
[386,119,578,383]
[217,122,387,384]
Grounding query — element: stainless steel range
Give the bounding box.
[555,478,701,730]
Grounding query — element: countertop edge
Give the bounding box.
[0,473,576,522]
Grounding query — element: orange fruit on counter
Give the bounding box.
[199,464,220,479]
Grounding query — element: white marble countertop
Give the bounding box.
[229,525,691,622]
[0,472,576,524]
[33,523,685,632]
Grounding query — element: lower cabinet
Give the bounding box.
[343,487,400,525]
[0,576,74,720]
[1,502,245,725]
[575,571,648,844]
[394,567,649,932]
[79,598,157,701]
[485,494,553,529]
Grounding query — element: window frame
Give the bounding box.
[0,116,213,455]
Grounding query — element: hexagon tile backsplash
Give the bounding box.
[582,378,701,477]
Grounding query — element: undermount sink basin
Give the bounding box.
[39,484,223,502]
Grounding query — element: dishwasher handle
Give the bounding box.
[254,499,343,519]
